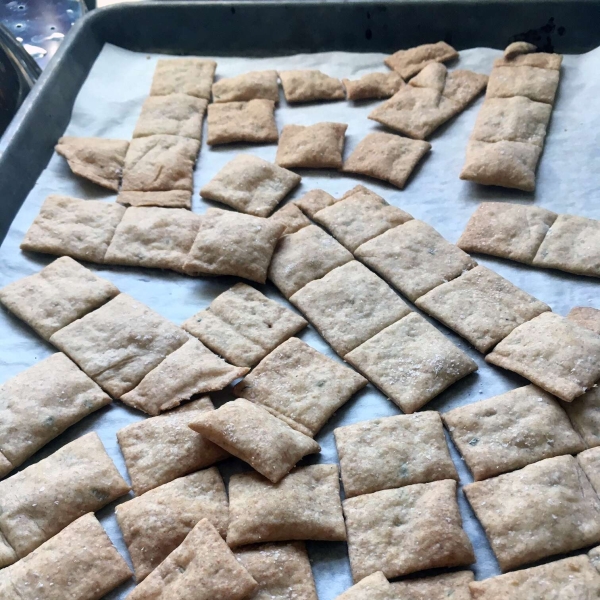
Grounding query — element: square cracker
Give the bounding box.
[0,513,132,600]
[561,387,600,447]
[128,518,257,600]
[384,41,458,79]
[343,479,474,581]
[0,256,119,340]
[0,432,129,561]
[270,203,311,234]
[268,225,353,298]
[227,464,346,547]
[120,338,248,416]
[343,131,431,189]
[337,572,393,600]
[183,208,285,283]
[314,188,413,252]
[275,122,348,169]
[442,384,585,481]
[416,265,550,353]
[487,65,560,104]
[486,312,600,402]
[50,293,189,398]
[116,468,228,582]
[200,154,301,217]
[234,337,367,437]
[355,219,476,301]
[334,412,458,498]
[212,70,279,103]
[206,100,278,145]
[457,202,558,264]
[279,70,345,103]
[104,207,201,274]
[532,214,600,277]
[20,194,125,264]
[567,306,600,335]
[464,455,600,571]
[121,134,200,192]
[117,190,192,209]
[345,313,477,413]
[150,58,216,99]
[133,94,207,140]
[391,571,474,600]
[578,446,600,496]
[236,542,318,600]
[116,396,228,495]
[294,189,337,218]
[343,71,405,101]
[469,555,600,600]
[290,261,411,356]
[0,353,111,480]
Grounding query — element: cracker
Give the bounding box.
[190,398,320,483]
[227,464,346,547]
[415,265,550,353]
[390,571,474,600]
[494,47,563,70]
[279,70,345,103]
[343,131,431,189]
[150,57,216,99]
[212,70,279,103]
[0,256,119,340]
[0,513,132,600]
[503,41,538,60]
[532,214,600,276]
[236,542,318,600]
[291,261,411,356]
[486,312,600,402]
[464,455,600,571]
[337,572,393,600]
[200,154,301,217]
[345,313,477,413]
[121,134,200,192]
[275,122,348,169]
[0,353,111,479]
[20,194,125,263]
[294,189,337,218]
[567,306,600,335]
[457,202,558,264]
[128,518,257,600]
[183,208,285,283]
[117,190,192,209]
[268,225,353,298]
[487,65,560,104]
[334,412,458,498]
[355,219,476,301]
[116,468,228,582]
[120,338,248,415]
[314,189,413,252]
[343,71,405,101]
[384,41,458,79]
[343,479,474,581]
[442,384,585,481]
[561,387,600,447]
[578,446,600,496]
[270,203,312,234]
[104,207,201,273]
[234,337,367,437]
[133,94,207,140]
[207,99,278,145]
[50,293,189,398]
[0,432,129,562]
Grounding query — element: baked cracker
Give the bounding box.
[212,70,279,103]
[487,64,560,104]
[269,203,312,234]
[337,572,393,600]
[279,70,345,103]
[384,41,458,79]
[117,190,192,209]
[150,58,216,99]
[206,99,278,145]
[561,387,600,447]
[390,571,474,600]
[294,189,337,218]
[343,72,405,101]
[567,306,600,335]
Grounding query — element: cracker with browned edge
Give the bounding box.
[337,572,393,600]
[270,203,311,234]
[384,41,458,79]
[279,70,345,103]
[117,190,192,209]
[213,70,279,103]
[276,123,347,169]
[294,189,337,218]
[567,306,600,335]
[561,387,600,447]
[343,72,405,101]
[207,100,278,145]
[391,571,474,600]
[150,58,216,99]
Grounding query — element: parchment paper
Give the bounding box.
[0,43,599,598]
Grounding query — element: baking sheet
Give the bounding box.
[0,42,599,598]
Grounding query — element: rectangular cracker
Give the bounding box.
[390,571,474,600]
[486,312,600,402]
[0,353,111,479]
[442,384,585,481]
[294,189,337,218]
[190,398,320,483]
[487,64,560,104]
[290,261,411,356]
[0,432,129,562]
[343,479,474,581]
[345,313,477,413]
[279,70,345,103]
[206,99,278,145]
[0,256,119,340]
[334,412,458,498]
[116,468,228,582]
[212,70,279,103]
[270,203,312,234]
[561,387,600,447]
[227,464,346,547]
[20,194,126,264]
[0,513,132,600]
[343,71,405,101]
[104,207,201,273]
[117,190,192,209]
[337,572,393,600]
[355,219,476,301]
[128,518,257,600]
[464,455,600,571]
[49,293,189,398]
[120,338,248,416]
[384,41,459,79]
[567,306,600,335]
[150,58,216,99]
[577,446,600,495]
[415,265,550,353]
[116,396,228,495]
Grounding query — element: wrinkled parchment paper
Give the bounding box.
[1,43,599,598]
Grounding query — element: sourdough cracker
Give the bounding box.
[337,572,393,600]
[390,571,474,600]
[561,386,600,447]
[207,99,278,145]
[384,41,458,79]
[577,446,600,495]
[487,64,560,104]
[117,190,192,209]
[279,70,345,103]
[343,72,405,101]
[567,306,600,335]
[294,189,337,218]
[150,58,216,99]
[270,203,311,234]
[212,70,279,103]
